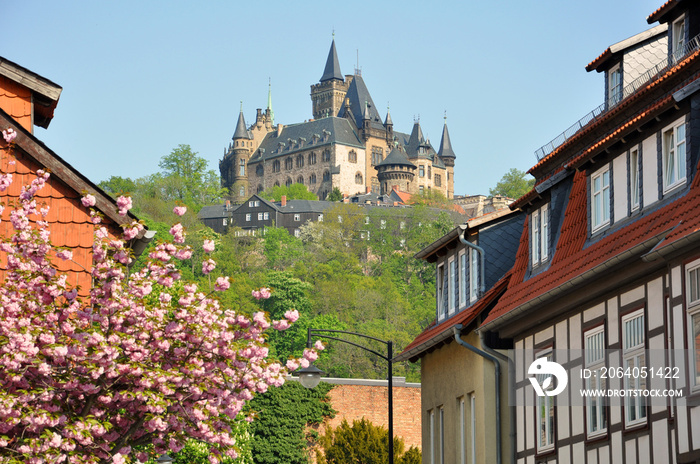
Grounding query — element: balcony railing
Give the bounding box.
[535,34,700,161]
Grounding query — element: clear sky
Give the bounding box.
[2,0,663,197]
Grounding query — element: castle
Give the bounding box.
[219,39,457,202]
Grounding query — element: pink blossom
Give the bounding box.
[314,340,325,351]
[215,276,230,291]
[202,259,216,275]
[116,195,132,216]
[202,239,215,253]
[303,348,318,363]
[173,205,187,216]
[272,320,290,330]
[286,359,299,371]
[56,249,73,261]
[2,128,16,143]
[81,194,96,208]
[284,309,299,322]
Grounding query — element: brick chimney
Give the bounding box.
[366,186,371,194]
[281,195,287,207]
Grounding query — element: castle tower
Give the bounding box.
[311,39,349,119]
[376,146,417,195]
[437,117,456,199]
[220,106,252,201]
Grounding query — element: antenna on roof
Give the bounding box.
[444,110,447,122]
[355,49,361,76]
[240,101,243,112]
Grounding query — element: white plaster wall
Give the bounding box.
[613,153,628,223]
[642,133,658,205]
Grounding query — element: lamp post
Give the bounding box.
[296,328,395,464]
[155,454,173,463]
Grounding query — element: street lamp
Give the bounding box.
[155,454,173,463]
[297,328,395,464]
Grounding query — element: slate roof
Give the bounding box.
[232,110,250,140]
[278,199,335,213]
[320,39,343,82]
[437,123,456,159]
[585,24,667,72]
[248,117,363,163]
[338,74,384,130]
[377,147,416,169]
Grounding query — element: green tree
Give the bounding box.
[316,418,420,464]
[247,381,335,464]
[260,183,318,201]
[326,187,343,202]
[489,167,535,199]
[97,175,137,197]
[408,189,452,210]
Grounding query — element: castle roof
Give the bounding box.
[320,39,343,82]
[437,122,456,159]
[338,74,384,130]
[248,117,363,163]
[377,146,416,169]
[232,109,250,140]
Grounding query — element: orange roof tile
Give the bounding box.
[647,0,677,24]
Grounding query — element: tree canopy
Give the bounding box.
[259,183,317,201]
[488,167,535,199]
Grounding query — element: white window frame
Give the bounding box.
[245,213,251,222]
[459,251,467,307]
[318,214,323,222]
[662,118,687,193]
[430,410,436,464]
[672,15,686,56]
[459,397,466,464]
[536,350,555,452]
[622,309,647,427]
[531,204,549,267]
[439,407,445,464]
[294,229,300,238]
[608,63,622,106]
[294,214,301,222]
[448,258,456,315]
[223,218,227,226]
[469,249,478,303]
[686,258,700,391]
[591,165,611,232]
[470,394,476,464]
[630,147,640,211]
[263,212,269,220]
[585,326,607,437]
[437,264,447,320]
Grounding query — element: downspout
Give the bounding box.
[479,330,515,464]
[453,324,501,464]
[459,227,485,295]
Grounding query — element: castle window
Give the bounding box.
[310,173,317,185]
[273,160,280,173]
[349,150,357,163]
[285,157,293,170]
[239,186,245,196]
[297,175,304,185]
[256,165,264,177]
[371,146,383,165]
[419,166,425,177]
[239,159,245,176]
[428,165,431,180]
[355,172,363,184]
[323,149,331,162]
[286,177,292,187]
[323,170,330,182]
[435,174,442,187]
[274,181,280,187]
[309,152,317,165]
[296,154,304,168]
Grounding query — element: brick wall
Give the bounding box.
[321,378,422,450]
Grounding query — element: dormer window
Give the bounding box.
[531,204,549,267]
[672,15,686,58]
[608,63,622,106]
[591,165,611,232]
[662,117,686,192]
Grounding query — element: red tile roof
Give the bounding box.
[647,0,677,24]
[395,273,511,362]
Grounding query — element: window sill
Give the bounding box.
[663,179,686,196]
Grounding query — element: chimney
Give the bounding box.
[225,200,231,211]
[392,185,399,191]
[366,186,371,194]
[277,123,284,137]
[281,195,287,207]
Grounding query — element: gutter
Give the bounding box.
[453,324,502,464]
[641,221,700,262]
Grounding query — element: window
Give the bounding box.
[430,410,436,464]
[630,148,640,211]
[459,252,467,307]
[371,146,383,165]
[470,394,476,464]
[245,213,251,222]
[273,160,280,173]
[364,216,370,225]
[439,407,445,464]
[672,16,686,57]
[460,398,466,464]
[663,120,686,192]
[348,150,357,163]
[239,186,245,196]
[437,264,447,320]
[309,152,317,165]
[223,218,227,226]
[294,229,300,238]
[585,327,607,437]
[323,170,331,182]
[419,165,425,177]
[257,184,263,193]
[531,204,549,266]
[469,248,478,303]
[249,201,255,207]
[323,149,331,162]
[536,351,555,452]
[622,309,646,427]
[419,185,425,194]
[258,212,264,220]
[380,219,386,230]
[294,214,300,221]
[355,172,363,184]
[256,164,264,177]
[286,178,292,187]
[318,214,323,222]
[435,174,441,187]
[428,165,432,180]
[591,166,610,231]
[608,63,622,106]
[310,173,317,185]
[254,201,260,207]
[296,154,304,168]
[263,212,269,220]
[448,258,456,314]
[239,159,245,176]
[285,157,293,170]
[297,175,304,185]
[686,259,700,389]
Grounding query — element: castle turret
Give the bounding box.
[437,117,456,198]
[220,105,252,201]
[376,146,417,195]
[311,39,349,119]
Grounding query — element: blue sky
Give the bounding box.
[2,1,662,197]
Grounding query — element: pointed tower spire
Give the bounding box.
[233,103,249,140]
[267,78,274,124]
[320,38,343,82]
[437,113,456,160]
[363,100,371,121]
[384,103,393,126]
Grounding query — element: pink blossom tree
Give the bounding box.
[0,168,318,463]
